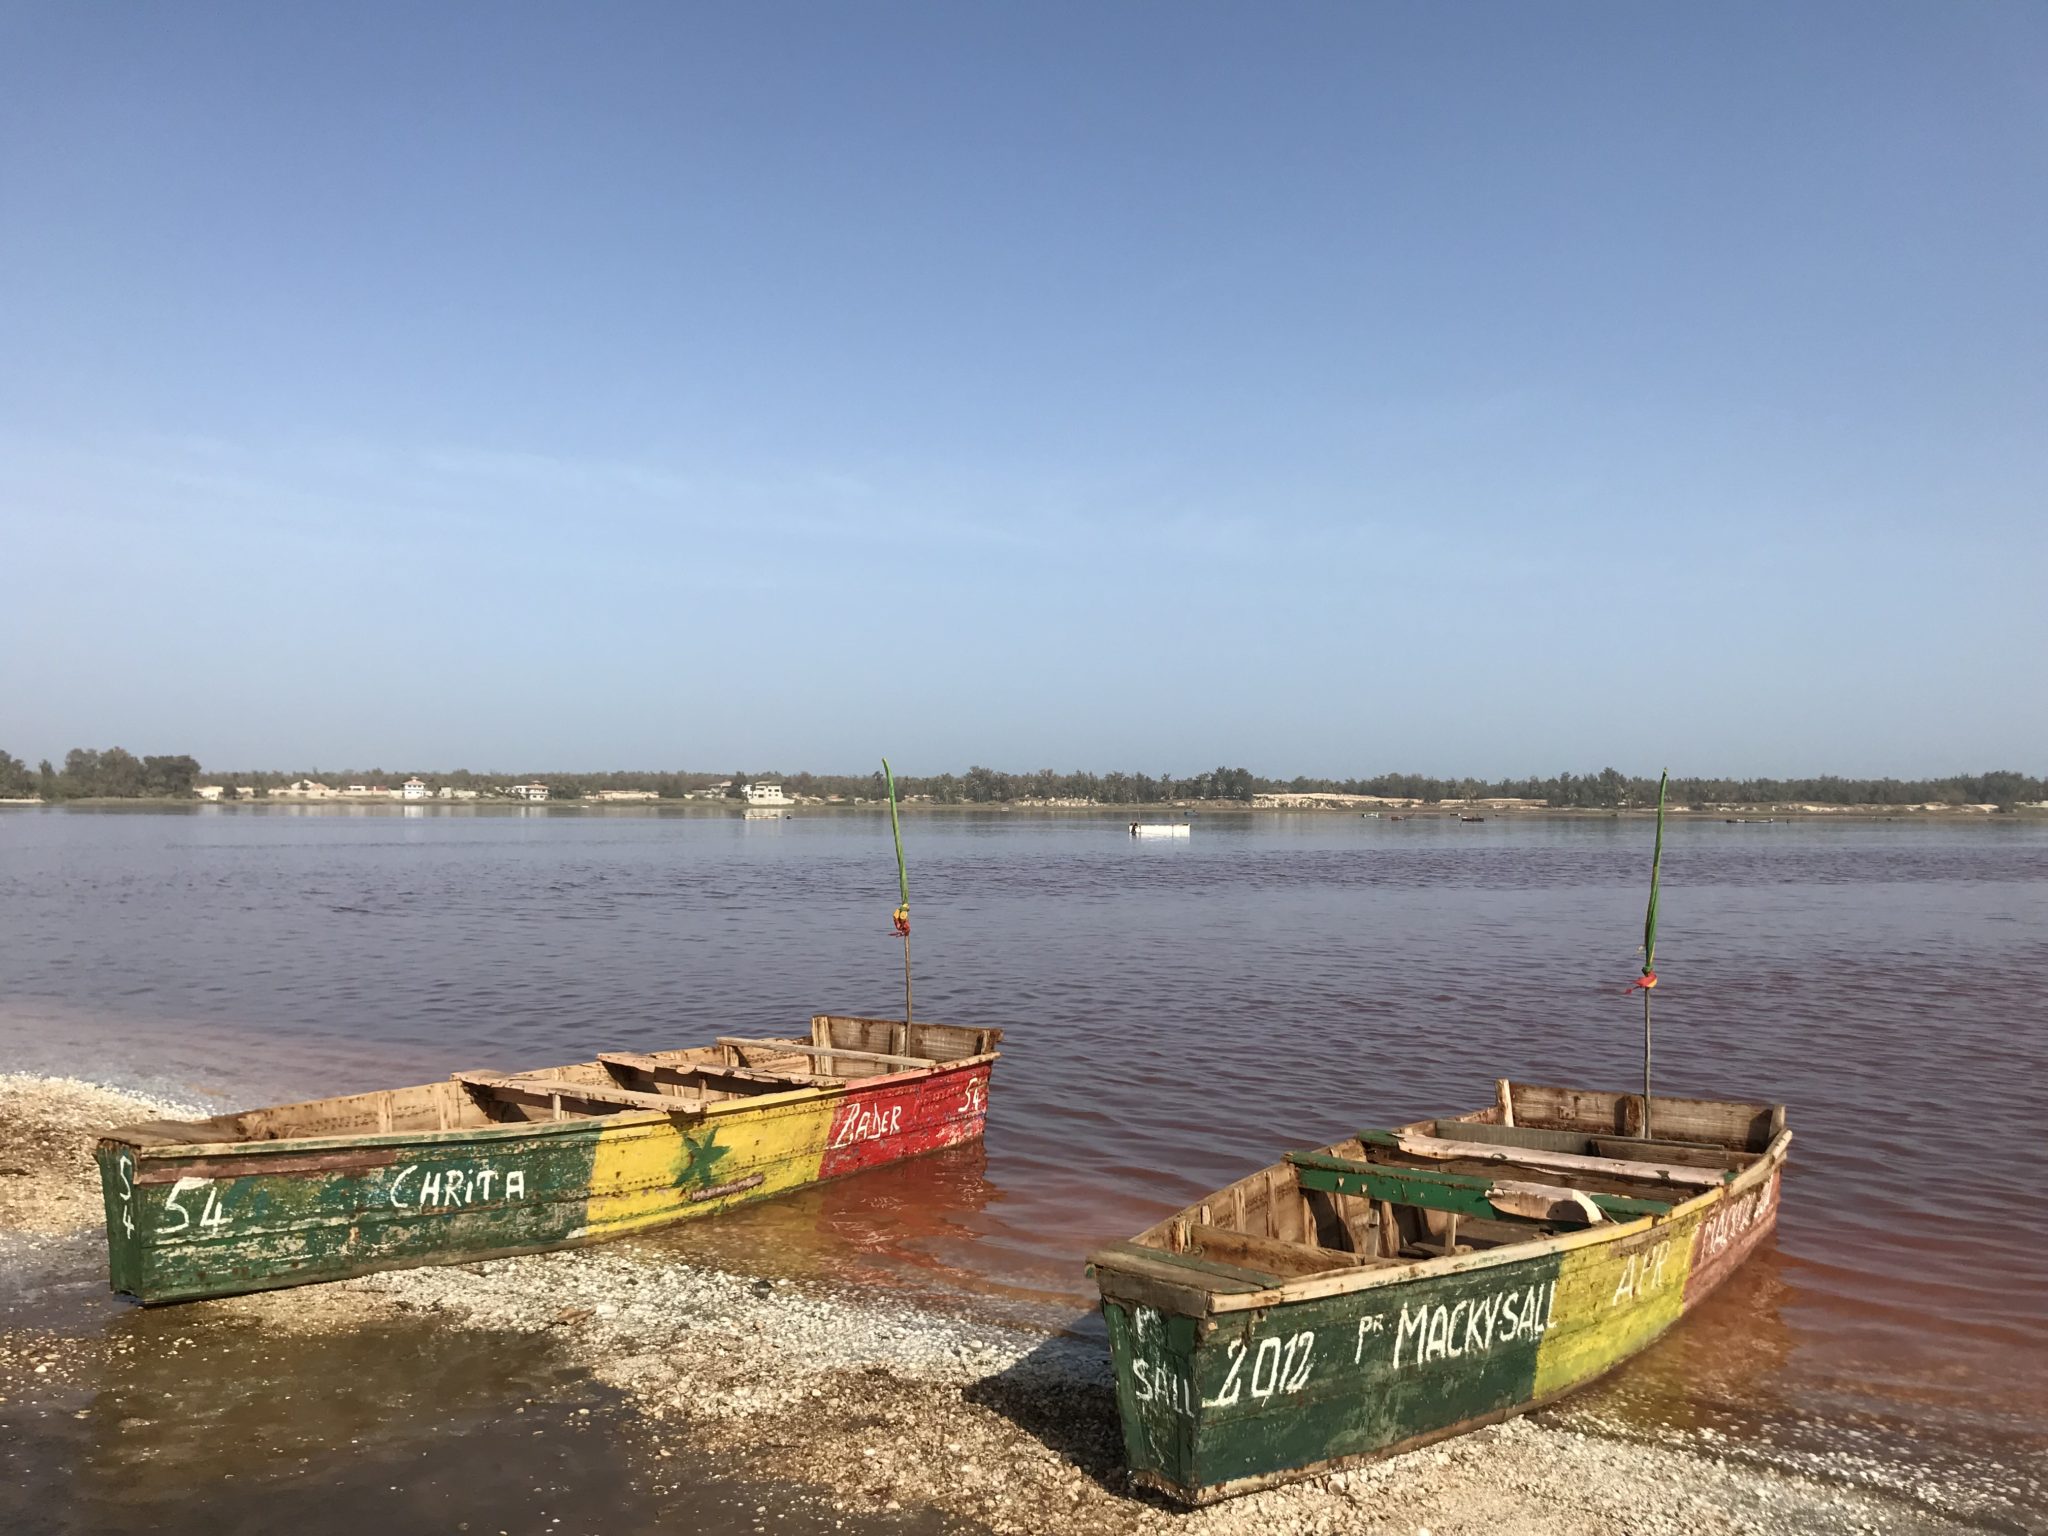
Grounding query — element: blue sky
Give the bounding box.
[2,4,2042,776]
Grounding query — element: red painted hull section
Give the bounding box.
[819,1061,992,1180]
[1684,1165,1782,1304]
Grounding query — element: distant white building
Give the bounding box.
[589,789,659,802]
[196,785,226,802]
[401,777,429,801]
[744,782,791,807]
[506,782,550,802]
[274,779,338,800]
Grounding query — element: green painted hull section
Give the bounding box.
[1105,1249,1567,1497]
[97,1123,606,1304]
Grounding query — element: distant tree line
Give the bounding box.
[205,763,2048,810]
[2,751,2041,810]
[894,765,2046,810]
[0,748,201,801]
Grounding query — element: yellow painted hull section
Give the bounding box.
[1530,1208,1698,1396]
[584,1091,839,1236]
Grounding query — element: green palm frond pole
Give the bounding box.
[1629,770,1669,1138]
[883,758,913,1029]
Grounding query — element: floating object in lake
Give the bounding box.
[1130,822,1192,838]
[96,1015,1001,1304]
[1088,1077,1788,1504]
[1459,814,1486,822]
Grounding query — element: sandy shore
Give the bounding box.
[0,1075,1987,1536]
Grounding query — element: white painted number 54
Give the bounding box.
[161,1177,232,1236]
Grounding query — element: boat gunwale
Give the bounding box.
[97,1051,1001,1161]
[1088,1124,1791,1317]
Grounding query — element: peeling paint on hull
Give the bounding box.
[98,1061,995,1304]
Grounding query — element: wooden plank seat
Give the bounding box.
[1435,1118,1753,1170]
[112,1120,232,1148]
[716,1038,939,1071]
[1369,1149,1680,1205]
[598,1052,841,1090]
[454,1071,710,1115]
[1287,1150,1672,1226]
[1094,1239,1281,1292]
[1179,1223,1405,1278]
[1361,1129,1729,1191]
[1590,1135,1754,1170]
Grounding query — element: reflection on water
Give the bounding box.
[2,805,2045,1505]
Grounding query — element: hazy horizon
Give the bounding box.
[6,747,2039,790]
[4,6,2042,775]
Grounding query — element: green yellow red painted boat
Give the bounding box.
[96,1014,1000,1305]
[1088,1078,1788,1503]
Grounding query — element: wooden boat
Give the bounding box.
[96,1015,999,1305]
[1088,1078,1787,1504]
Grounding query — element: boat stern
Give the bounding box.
[1097,1286,1209,1501]
[95,1138,151,1300]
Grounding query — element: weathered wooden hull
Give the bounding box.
[97,1021,997,1304]
[1092,1084,1786,1503]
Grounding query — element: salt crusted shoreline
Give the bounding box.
[0,1074,1983,1535]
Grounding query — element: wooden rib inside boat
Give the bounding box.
[1088,1078,1788,1505]
[97,1014,999,1304]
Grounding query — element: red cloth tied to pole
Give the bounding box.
[1627,971,1658,993]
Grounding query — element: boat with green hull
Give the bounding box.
[1087,1079,1788,1504]
[96,1014,1000,1305]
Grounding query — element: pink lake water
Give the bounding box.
[1,805,2042,1526]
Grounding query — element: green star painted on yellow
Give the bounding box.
[679,1128,731,1188]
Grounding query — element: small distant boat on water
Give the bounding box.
[1458,814,1486,822]
[96,1015,1000,1304]
[1130,822,1191,838]
[1088,1078,1788,1504]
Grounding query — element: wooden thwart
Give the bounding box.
[1095,1240,1278,1292]
[715,1038,939,1070]
[1590,1135,1750,1170]
[1363,1129,1727,1190]
[598,1052,843,1088]
[454,1072,710,1115]
[1181,1223,1399,1278]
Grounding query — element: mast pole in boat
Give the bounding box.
[1633,769,1669,1140]
[1642,980,1653,1141]
[883,758,913,1030]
